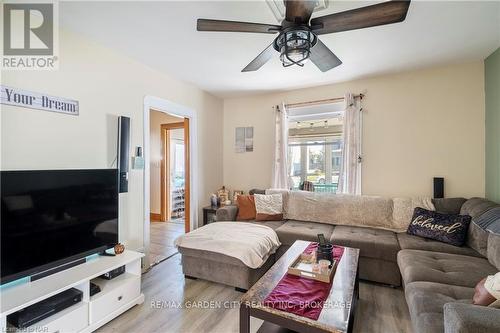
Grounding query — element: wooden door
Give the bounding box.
[160,122,188,224]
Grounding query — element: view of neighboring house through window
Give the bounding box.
[288,101,345,193]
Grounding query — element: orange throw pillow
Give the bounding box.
[236,195,256,221]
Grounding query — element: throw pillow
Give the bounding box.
[407,207,471,246]
[254,194,283,221]
[473,273,500,308]
[236,195,256,221]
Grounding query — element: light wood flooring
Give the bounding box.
[96,254,413,333]
[149,220,184,265]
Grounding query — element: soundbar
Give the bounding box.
[31,258,86,282]
[7,288,83,329]
[118,116,130,193]
[433,177,444,198]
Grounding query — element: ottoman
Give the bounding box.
[178,247,275,291]
[175,222,281,291]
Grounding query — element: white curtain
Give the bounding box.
[272,103,290,189]
[338,93,361,195]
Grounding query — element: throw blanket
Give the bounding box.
[474,207,500,234]
[266,189,435,232]
[174,222,281,269]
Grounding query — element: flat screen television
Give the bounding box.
[1,169,119,284]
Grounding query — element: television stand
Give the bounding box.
[0,250,144,333]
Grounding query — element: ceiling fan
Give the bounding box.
[197,0,411,72]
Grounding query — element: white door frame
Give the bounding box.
[143,96,198,267]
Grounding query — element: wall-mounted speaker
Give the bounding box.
[433,177,444,199]
[118,116,130,193]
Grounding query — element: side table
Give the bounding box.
[202,206,218,225]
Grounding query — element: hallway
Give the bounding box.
[149,220,184,265]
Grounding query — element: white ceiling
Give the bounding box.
[60,1,500,98]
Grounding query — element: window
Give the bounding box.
[289,136,343,192]
[287,101,345,193]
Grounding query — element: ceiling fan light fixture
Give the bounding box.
[275,28,316,68]
[198,0,411,72]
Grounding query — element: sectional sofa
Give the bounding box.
[180,191,500,333]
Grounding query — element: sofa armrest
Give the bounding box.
[444,302,500,333]
[216,205,238,221]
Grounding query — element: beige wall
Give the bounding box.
[149,111,183,215]
[485,47,500,203]
[1,28,223,250]
[223,62,485,198]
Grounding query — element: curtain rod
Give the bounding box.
[284,94,364,109]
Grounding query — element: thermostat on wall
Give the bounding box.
[133,157,144,169]
[132,146,144,169]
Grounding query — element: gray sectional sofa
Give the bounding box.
[213,194,500,333]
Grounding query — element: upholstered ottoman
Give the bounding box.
[175,222,281,291]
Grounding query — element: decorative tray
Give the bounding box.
[287,252,337,283]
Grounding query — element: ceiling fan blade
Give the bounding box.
[284,0,316,24]
[311,0,411,35]
[309,39,342,72]
[242,43,276,72]
[197,19,281,34]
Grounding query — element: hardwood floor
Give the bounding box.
[149,220,184,265]
[96,254,413,333]
[354,282,413,333]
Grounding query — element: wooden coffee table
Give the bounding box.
[240,240,360,333]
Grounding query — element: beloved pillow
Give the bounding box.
[236,195,256,221]
[407,207,471,246]
[473,273,500,308]
[254,194,283,221]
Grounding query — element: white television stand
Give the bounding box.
[0,250,144,333]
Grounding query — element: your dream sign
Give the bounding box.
[1,85,79,116]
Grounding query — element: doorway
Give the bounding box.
[148,109,190,265]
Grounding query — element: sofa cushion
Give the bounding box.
[275,220,335,246]
[397,249,496,288]
[460,197,499,218]
[467,221,490,257]
[405,281,474,333]
[432,197,467,214]
[358,256,401,286]
[487,232,500,270]
[444,303,500,333]
[392,197,435,231]
[397,232,482,257]
[248,220,285,230]
[330,226,400,262]
[464,203,500,257]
